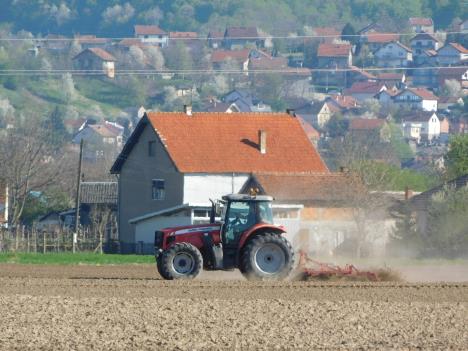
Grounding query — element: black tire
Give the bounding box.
[158,243,203,280]
[240,233,294,281]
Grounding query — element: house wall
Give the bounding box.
[421,99,438,111]
[183,174,249,204]
[137,34,168,47]
[118,123,184,252]
[134,211,192,254]
[437,46,466,65]
[375,44,412,67]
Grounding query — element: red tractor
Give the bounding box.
[154,194,294,280]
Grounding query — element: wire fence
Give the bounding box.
[0,227,115,254]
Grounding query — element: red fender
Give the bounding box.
[238,223,286,249]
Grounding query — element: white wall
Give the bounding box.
[422,99,437,111]
[183,174,249,204]
[134,215,192,244]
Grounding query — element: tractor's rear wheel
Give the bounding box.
[158,243,203,280]
[240,233,294,281]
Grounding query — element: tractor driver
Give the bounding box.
[225,202,256,244]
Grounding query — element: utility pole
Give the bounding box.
[73,139,84,254]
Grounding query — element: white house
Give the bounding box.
[110,109,330,253]
[393,87,438,111]
[374,41,413,67]
[134,25,169,48]
[401,111,440,142]
[437,43,468,65]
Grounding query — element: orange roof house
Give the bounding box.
[111,110,329,250]
[112,112,328,174]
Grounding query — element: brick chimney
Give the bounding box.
[258,130,267,154]
[286,108,296,117]
[184,105,192,116]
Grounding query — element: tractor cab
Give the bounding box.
[217,194,274,247]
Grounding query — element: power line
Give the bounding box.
[0,65,465,76]
[0,31,465,42]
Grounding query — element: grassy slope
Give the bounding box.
[0,77,125,120]
[0,252,154,265]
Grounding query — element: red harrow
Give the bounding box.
[297,251,379,281]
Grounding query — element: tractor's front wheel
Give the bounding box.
[158,243,203,280]
[240,233,294,281]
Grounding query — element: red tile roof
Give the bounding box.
[313,27,340,38]
[169,32,198,39]
[144,112,329,173]
[211,49,250,63]
[317,43,352,57]
[366,33,400,43]
[350,118,386,130]
[249,56,288,70]
[74,48,116,61]
[409,17,433,26]
[377,73,404,80]
[225,27,259,39]
[74,35,109,45]
[344,81,386,95]
[118,38,145,48]
[447,42,468,54]
[403,87,439,100]
[244,172,357,202]
[329,95,359,109]
[349,66,376,79]
[134,25,166,36]
[88,48,116,61]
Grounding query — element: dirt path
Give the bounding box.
[0,264,467,350]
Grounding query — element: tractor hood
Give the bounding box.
[161,223,222,236]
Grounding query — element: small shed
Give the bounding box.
[73,48,116,78]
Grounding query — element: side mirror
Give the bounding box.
[209,199,222,223]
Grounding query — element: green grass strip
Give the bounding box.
[0,253,154,265]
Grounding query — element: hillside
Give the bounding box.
[0,0,465,36]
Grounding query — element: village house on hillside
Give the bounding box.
[73,48,116,78]
[409,17,434,33]
[437,43,468,65]
[374,41,413,68]
[393,87,438,111]
[362,33,400,52]
[211,49,250,72]
[110,110,329,253]
[401,111,440,143]
[223,26,263,49]
[73,121,124,161]
[134,25,168,47]
[349,118,391,142]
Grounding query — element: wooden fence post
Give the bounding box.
[43,232,46,254]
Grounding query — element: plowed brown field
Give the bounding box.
[0,264,467,350]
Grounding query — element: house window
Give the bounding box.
[148,141,156,157]
[152,179,165,200]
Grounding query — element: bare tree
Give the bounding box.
[330,135,397,257]
[90,205,115,254]
[0,120,74,227]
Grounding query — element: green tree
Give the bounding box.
[446,135,468,178]
[341,23,357,45]
[42,106,69,149]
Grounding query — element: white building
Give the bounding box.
[134,25,169,48]
[393,87,438,111]
[401,111,440,142]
